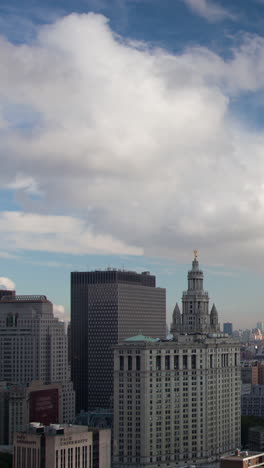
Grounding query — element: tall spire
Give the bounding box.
[171,253,220,336]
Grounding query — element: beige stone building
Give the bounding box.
[113,255,241,468]
[13,423,111,468]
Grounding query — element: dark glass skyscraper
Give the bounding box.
[71,269,166,412]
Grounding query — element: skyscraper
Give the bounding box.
[113,255,241,467]
[71,269,166,412]
[223,322,233,335]
[0,295,75,426]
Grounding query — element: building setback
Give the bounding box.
[71,269,166,411]
[113,255,241,468]
[0,295,75,435]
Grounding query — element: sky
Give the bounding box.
[1,0,264,328]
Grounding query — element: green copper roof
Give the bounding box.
[125,331,159,342]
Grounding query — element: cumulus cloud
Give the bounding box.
[1,13,264,269]
[0,277,16,290]
[53,304,68,321]
[183,0,236,22]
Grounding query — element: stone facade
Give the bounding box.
[0,295,75,434]
[113,256,241,468]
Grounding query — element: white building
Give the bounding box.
[113,255,241,468]
[13,423,111,468]
[0,295,75,430]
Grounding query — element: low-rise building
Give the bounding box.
[221,450,264,468]
[13,423,111,468]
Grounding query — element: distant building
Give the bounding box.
[13,423,111,468]
[0,290,15,301]
[241,361,259,385]
[0,295,75,437]
[221,450,264,468]
[242,330,251,343]
[113,255,241,468]
[258,364,264,385]
[257,323,264,333]
[75,408,113,430]
[0,381,62,445]
[249,427,264,452]
[223,322,233,335]
[242,385,264,417]
[71,269,166,411]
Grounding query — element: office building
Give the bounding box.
[0,295,75,431]
[257,323,264,333]
[13,423,111,468]
[249,427,264,452]
[0,290,15,300]
[71,269,166,411]
[242,385,264,417]
[241,361,259,385]
[223,322,233,335]
[113,254,241,467]
[0,380,62,445]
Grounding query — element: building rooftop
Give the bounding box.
[124,331,159,342]
[0,295,50,303]
[249,426,264,433]
[221,450,264,461]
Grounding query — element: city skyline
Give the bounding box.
[2,0,264,328]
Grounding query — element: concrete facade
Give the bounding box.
[113,256,241,468]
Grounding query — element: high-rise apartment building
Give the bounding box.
[71,269,166,412]
[223,322,233,335]
[113,255,241,468]
[0,295,75,428]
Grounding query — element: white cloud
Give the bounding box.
[6,173,41,195]
[0,277,16,290]
[1,14,264,269]
[53,304,69,321]
[0,251,18,259]
[183,0,236,22]
[0,211,142,256]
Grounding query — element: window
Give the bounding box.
[165,355,170,370]
[120,356,124,371]
[128,356,132,371]
[156,356,161,370]
[183,355,188,369]
[192,355,196,369]
[136,356,141,371]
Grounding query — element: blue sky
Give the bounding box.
[1,0,264,327]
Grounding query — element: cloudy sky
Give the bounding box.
[1,0,264,328]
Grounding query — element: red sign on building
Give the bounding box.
[29,388,59,425]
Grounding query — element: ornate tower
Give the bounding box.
[171,251,220,334]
